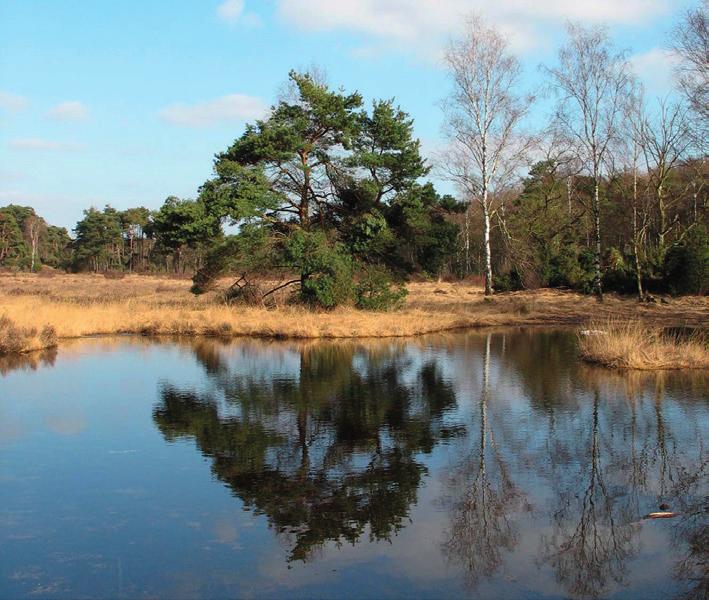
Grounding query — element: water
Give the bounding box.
[1,330,706,599]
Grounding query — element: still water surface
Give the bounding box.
[0,330,706,599]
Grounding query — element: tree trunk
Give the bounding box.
[657,183,667,262]
[482,196,493,296]
[592,178,603,300]
[464,207,471,277]
[632,156,644,301]
[128,230,134,273]
[300,151,310,229]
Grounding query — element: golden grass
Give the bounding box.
[578,319,709,370]
[1,272,707,359]
[0,315,57,355]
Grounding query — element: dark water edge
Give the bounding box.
[1,330,707,600]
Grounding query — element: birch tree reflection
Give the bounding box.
[441,333,521,587]
[540,389,638,599]
[153,340,464,562]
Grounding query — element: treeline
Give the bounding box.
[0,200,215,275]
[1,5,706,306]
[0,205,73,271]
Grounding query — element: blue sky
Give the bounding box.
[0,0,696,231]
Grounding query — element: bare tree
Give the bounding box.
[619,85,651,301]
[672,2,708,145]
[639,98,692,262]
[543,24,632,300]
[442,16,532,295]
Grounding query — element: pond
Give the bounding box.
[0,330,707,599]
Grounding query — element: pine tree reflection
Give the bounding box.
[153,340,464,562]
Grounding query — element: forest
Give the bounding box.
[1,8,706,308]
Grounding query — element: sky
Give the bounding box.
[0,0,696,231]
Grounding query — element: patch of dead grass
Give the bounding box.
[578,319,708,370]
[0,273,706,358]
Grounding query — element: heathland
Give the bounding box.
[1,272,707,368]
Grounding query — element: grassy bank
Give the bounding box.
[1,272,707,357]
[578,320,708,370]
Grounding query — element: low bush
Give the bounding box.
[663,225,708,295]
[223,281,264,306]
[495,269,524,292]
[285,231,355,309]
[355,267,408,311]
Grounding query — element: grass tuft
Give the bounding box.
[0,316,58,355]
[578,320,708,370]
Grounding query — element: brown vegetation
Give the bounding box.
[0,273,707,358]
[0,315,57,355]
[578,320,708,370]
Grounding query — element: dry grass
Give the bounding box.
[0,315,57,355]
[0,272,707,358]
[578,320,709,370]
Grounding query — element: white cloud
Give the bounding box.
[0,91,29,112]
[277,0,669,58]
[46,100,90,122]
[159,94,267,127]
[9,138,85,152]
[217,0,244,22]
[216,0,261,27]
[630,47,681,96]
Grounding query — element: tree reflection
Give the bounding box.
[668,460,708,600]
[541,390,638,599]
[441,333,521,588]
[153,340,464,562]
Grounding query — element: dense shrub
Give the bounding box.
[546,246,594,291]
[285,231,355,309]
[494,269,524,292]
[602,247,636,294]
[355,267,408,311]
[663,225,708,295]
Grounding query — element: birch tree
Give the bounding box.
[443,17,532,295]
[672,2,708,144]
[618,86,649,301]
[543,24,632,299]
[639,99,692,262]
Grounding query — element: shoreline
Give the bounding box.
[1,273,707,364]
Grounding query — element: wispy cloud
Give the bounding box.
[630,48,681,96]
[216,0,261,27]
[277,0,669,58]
[217,0,244,22]
[159,94,267,127]
[9,138,85,152]
[46,100,90,122]
[0,91,29,112]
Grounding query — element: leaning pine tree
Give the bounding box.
[191,70,461,309]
